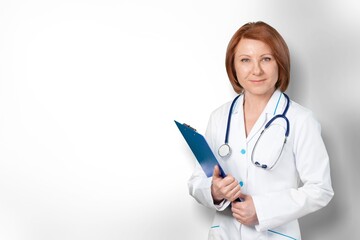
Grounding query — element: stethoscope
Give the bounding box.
[218,92,290,170]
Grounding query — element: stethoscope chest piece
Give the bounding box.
[218,143,231,158]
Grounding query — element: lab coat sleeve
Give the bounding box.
[188,162,230,210]
[187,112,231,211]
[252,112,334,231]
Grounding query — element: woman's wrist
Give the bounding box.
[211,184,224,204]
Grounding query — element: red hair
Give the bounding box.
[225,21,290,93]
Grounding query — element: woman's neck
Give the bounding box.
[243,90,274,114]
[242,90,275,136]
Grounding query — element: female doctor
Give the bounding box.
[188,21,334,240]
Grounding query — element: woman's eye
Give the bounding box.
[240,58,250,63]
[262,57,272,62]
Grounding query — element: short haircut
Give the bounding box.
[225,21,290,93]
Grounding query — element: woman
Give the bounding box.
[188,21,334,240]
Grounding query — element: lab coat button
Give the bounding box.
[240,149,246,154]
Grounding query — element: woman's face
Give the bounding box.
[234,38,279,98]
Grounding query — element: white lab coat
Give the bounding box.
[188,90,334,240]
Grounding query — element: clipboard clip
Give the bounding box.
[183,123,197,132]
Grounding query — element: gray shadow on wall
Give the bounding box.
[340,111,360,236]
[286,52,309,103]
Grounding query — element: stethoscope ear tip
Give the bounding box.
[255,161,267,169]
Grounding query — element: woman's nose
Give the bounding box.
[252,61,263,75]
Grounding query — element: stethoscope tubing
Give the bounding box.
[224,94,241,144]
[264,93,290,137]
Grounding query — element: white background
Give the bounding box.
[0,0,359,239]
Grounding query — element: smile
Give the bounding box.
[249,79,266,83]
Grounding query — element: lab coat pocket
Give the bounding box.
[208,226,229,240]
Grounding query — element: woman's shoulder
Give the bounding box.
[288,99,320,129]
[289,100,312,116]
[209,99,234,120]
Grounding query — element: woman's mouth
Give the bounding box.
[250,79,265,83]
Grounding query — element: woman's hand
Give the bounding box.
[211,165,241,203]
[231,193,259,226]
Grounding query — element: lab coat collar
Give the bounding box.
[263,89,284,115]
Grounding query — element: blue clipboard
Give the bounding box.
[174,120,226,178]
